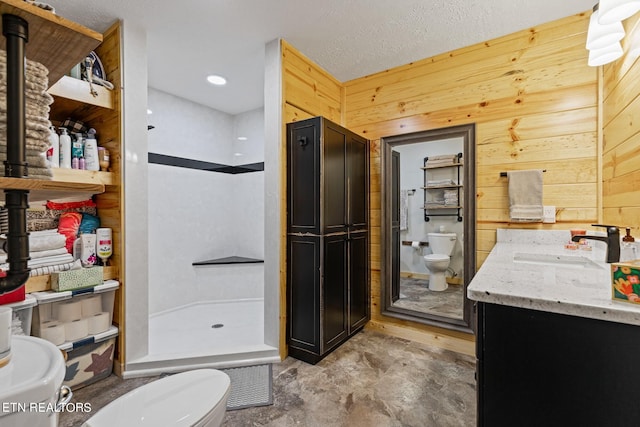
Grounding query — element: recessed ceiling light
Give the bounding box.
[234,152,243,156]
[206,74,227,86]
[237,136,247,141]
[147,109,153,115]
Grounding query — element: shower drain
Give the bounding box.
[211,323,224,328]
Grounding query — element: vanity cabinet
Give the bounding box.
[286,116,369,364]
[476,302,640,426]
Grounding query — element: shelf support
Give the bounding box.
[0,14,31,295]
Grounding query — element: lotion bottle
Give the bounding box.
[84,129,99,171]
[58,128,72,169]
[47,126,59,168]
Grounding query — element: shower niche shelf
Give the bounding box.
[192,256,264,266]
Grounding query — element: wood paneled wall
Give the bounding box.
[281,11,600,355]
[602,14,640,232]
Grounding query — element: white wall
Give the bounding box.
[395,137,464,279]
[121,19,150,364]
[147,87,265,314]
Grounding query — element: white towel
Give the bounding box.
[507,170,543,222]
[400,190,409,231]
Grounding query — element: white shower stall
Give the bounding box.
[125,88,279,376]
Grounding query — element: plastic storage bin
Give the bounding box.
[2,294,36,336]
[31,280,118,346]
[61,325,118,390]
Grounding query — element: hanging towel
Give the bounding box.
[400,190,409,231]
[507,169,543,222]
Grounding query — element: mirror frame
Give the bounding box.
[380,123,476,333]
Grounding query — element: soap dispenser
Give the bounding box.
[58,128,71,169]
[620,228,637,262]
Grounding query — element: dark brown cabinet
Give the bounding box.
[286,116,369,364]
[477,302,640,426]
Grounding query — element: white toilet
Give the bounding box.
[83,369,231,427]
[424,232,457,292]
[0,335,69,427]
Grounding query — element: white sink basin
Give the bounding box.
[513,253,603,269]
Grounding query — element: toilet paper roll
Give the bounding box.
[411,241,420,249]
[41,323,66,346]
[64,319,89,342]
[0,306,12,361]
[56,300,82,322]
[81,294,103,317]
[87,312,110,335]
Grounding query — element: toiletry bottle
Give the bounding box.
[84,129,100,171]
[72,133,84,160]
[623,228,635,242]
[47,126,59,168]
[71,155,79,169]
[58,128,72,169]
[79,156,86,170]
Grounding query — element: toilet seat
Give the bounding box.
[424,254,450,262]
[84,369,230,427]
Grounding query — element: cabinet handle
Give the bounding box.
[297,136,308,147]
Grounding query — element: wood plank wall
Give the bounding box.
[279,40,343,357]
[280,11,599,355]
[93,22,125,364]
[602,14,640,232]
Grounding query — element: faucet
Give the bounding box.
[571,224,620,263]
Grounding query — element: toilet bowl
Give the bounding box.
[83,369,231,427]
[424,232,457,291]
[0,336,69,427]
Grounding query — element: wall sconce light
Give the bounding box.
[598,0,640,24]
[588,41,624,65]
[585,2,640,66]
[587,4,625,50]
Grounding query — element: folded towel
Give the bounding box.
[29,232,67,252]
[507,169,543,222]
[0,253,74,270]
[0,247,68,263]
[29,259,81,277]
[428,154,458,161]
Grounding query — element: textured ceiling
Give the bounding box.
[45,0,594,115]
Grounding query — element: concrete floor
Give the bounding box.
[60,330,476,427]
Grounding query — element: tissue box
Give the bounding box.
[51,267,103,292]
[612,259,640,304]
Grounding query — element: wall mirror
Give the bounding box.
[381,124,476,333]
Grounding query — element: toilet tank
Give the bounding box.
[427,232,457,255]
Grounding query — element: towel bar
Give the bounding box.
[500,169,546,177]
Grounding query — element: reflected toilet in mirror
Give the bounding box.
[423,232,457,292]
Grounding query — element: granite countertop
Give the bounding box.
[467,229,640,326]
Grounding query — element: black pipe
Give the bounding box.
[0,14,31,295]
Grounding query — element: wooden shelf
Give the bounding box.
[422,184,463,189]
[26,265,118,293]
[421,205,463,210]
[0,175,105,202]
[48,76,113,109]
[421,162,464,170]
[52,168,116,186]
[0,0,102,84]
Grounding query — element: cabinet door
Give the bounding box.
[348,231,369,331]
[287,235,321,354]
[322,234,348,351]
[287,119,321,234]
[323,122,347,234]
[347,133,368,231]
